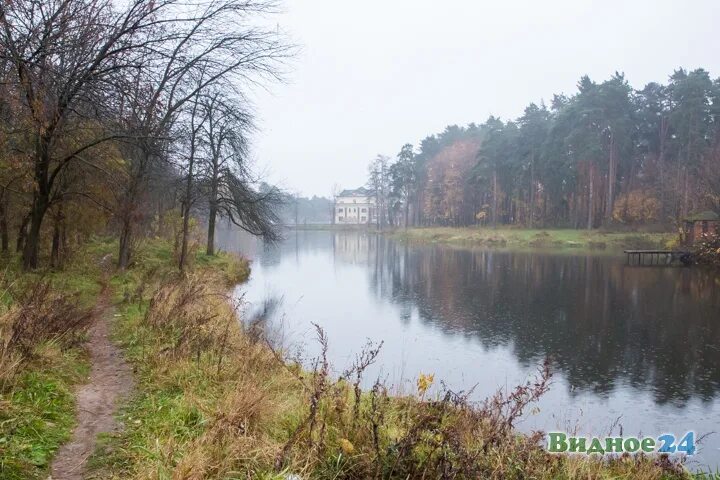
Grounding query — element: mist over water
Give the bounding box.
[225,230,720,470]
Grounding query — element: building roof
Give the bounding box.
[338,187,375,197]
[685,210,719,222]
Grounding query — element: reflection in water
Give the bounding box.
[368,235,720,405]
[226,230,720,468]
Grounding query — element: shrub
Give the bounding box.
[692,233,720,268]
[613,190,661,224]
[1,280,92,385]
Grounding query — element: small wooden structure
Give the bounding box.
[624,250,689,266]
[683,211,720,246]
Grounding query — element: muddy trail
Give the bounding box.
[49,291,134,480]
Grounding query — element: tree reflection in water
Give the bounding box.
[246,230,720,406]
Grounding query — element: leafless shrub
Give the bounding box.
[341,339,383,430]
[275,323,331,470]
[479,358,553,447]
[0,280,92,384]
[265,338,686,479]
[368,379,389,475]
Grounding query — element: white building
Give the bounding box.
[335,187,377,225]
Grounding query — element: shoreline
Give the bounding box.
[284,224,678,253]
[389,226,676,252]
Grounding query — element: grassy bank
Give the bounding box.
[0,238,245,479]
[85,240,692,479]
[392,227,678,252]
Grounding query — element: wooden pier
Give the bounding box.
[624,250,690,266]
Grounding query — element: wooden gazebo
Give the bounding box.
[683,210,720,246]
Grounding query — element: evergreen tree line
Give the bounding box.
[0,0,290,271]
[370,69,720,230]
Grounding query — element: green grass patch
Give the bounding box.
[0,345,89,479]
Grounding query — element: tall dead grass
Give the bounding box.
[0,279,92,388]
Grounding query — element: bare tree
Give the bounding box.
[330,183,341,225]
[196,91,282,256]
[176,82,205,270]
[0,0,163,269]
[0,0,291,269]
[112,0,290,268]
[367,155,391,229]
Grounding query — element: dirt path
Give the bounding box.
[49,294,134,480]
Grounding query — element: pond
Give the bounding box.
[226,229,720,470]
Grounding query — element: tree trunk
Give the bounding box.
[179,199,191,271]
[157,198,166,237]
[415,194,421,226]
[0,197,8,254]
[606,133,615,223]
[294,196,298,226]
[492,168,498,227]
[207,204,217,256]
[376,193,380,229]
[587,167,594,230]
[658,116,668,222]
[404,196,410,229]
[16,213,29,253]
[50,204,66,268]
[118,217,133,269]
[682,167,689,219]
[528,150,535,228]
[50,219,61,268]
[117,179,139,271]
[23,196,49,270]
[675,147,683,220]
[682,130,692,219]
[22,137,54,270]
[179,155,195,270]
[179,112,200,270]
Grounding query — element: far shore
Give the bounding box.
[284,224,678,252]
[391,226,677,251]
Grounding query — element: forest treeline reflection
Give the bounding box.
[258,230,720,406]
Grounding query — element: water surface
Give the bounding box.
[227,230,720,469]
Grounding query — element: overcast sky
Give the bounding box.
[248,0,720,197]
